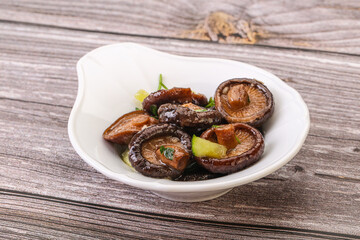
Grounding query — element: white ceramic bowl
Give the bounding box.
[68,43,310,202]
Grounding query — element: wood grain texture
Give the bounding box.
[4,190,357,240]
[1,0,360,54]
[0,21,360,238]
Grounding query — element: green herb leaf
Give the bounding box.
[135,107,142,111]
[160,146,175,160]
[160,146,166,154]
[164,148,174,160]
[194,109,207,112]
[205,97,215,108]
[150,105,158,117]
[157,74,168,90]
[235,135,241,144]
[212,125,221,128]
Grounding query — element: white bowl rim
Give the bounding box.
[68,42,310,193]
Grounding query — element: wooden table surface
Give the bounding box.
[1,1,360,239]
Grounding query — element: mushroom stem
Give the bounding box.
[156,145,190,171]
[227,84,249,109]
[214,125,238,149]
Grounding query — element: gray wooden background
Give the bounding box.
[0,0,359,239]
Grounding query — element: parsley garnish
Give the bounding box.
[160,146,174,160]
[135,107,142,111]
[159,146,166,154]
[157,74,168,90]
[150,105,158,118]
[205,97,215,108]
[194,109,207,112]
[235,135,241,144]
[212,125,221,128]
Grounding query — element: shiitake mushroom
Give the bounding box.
[175,162,224,181]
[128,124,192,179]
[105,77,274,180]
[103,110,158,145]
[215,78,274,127]
[142,87,208,114]
[194,123,264,174]
[158,103,223,130]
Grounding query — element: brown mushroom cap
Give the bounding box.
[129,124,192,179]
[142,87,208,114]
[158,103,223,129]
[195,123,264,174]
[103,110,158,145]
[215,78,274,127]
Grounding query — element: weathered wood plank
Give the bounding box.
[1,0,360,54]
[4,190,357,240]
[1,105,359,236]
[1,0,360,237]
[0,21,360,237]
[1,22,359,141]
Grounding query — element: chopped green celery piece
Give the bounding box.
[192,135,227,159]
[157,74,168,90]
[205,97,215,108]
[235,135,241,144]
[121,149,135,170]
[134,89,149,102]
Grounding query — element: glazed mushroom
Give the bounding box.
[194,123,264,174]
[158,103,223,129]
[142,87,208,114]
[129,124,192,179]
[215,78,274,127]
[103,110,158,145]
[175,162,224,181]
